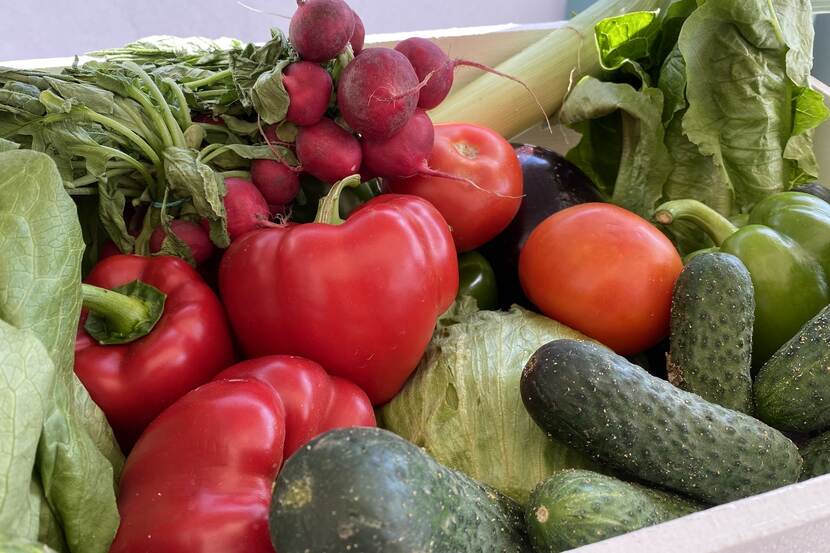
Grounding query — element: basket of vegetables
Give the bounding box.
[1,0,829,552]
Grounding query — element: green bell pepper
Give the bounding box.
[655,192,830,368]
[457,252,498,311]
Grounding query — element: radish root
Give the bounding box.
[453,60,552,134]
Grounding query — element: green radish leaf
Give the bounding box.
[43,78,115,115]
[0,88,46,116]
[0,150,123,553]
[150,64,218,83]
[183,123,206,149]
[560,77,671,218]
[251,60,291,125]
[229,28,296,110]
[163,146,229,247]
[274,122,298,143]
[155,191,197,265]
[220,114,259,137]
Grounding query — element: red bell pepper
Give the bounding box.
[218,355,376,457]
[219,175,459,404]
[74,255,235,450]
[110,355,374,553]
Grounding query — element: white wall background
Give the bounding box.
[0,0,567,61]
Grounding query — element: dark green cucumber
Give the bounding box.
[520,340,801,505]
[269,427,532,553]
[667,253,754,413]
[800,431,830,481]
[526,470,702,552]
[754,305,830,433]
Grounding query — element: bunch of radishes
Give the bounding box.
[160,0,521,262]
[285,0,494,188]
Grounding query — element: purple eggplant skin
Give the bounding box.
[480,144,602,310]
[793,183,830,205]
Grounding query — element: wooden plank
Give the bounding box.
[570,475,830,553]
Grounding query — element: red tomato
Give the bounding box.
[519,203,683,355]
[389,123,522,252]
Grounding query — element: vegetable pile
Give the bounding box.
[1,0,830,552]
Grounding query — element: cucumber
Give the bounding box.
[800,431,830,481]
[754,304,830,433]
[269,427,532,553]
[520,340,801,505]
[667,253,754,413]
[526,470,702,553]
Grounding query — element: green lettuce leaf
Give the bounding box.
[379,298,595,505]
[678,0,825,209]
[0,137,19,151]
[0,150,123,553]
[0,322,55,541]
[595,9,662,81]
[0,534,58,553]
[560,77,672,217]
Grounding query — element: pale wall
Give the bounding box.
[0,0,567,61]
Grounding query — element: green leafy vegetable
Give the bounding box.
[0,150,123,553]
[561,77,671,217]
[0,535,58,553]
[0,321,55,540]
[379,298,595,505]
[560,0,828,254]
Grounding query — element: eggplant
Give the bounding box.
[480,144,602,309]
[793,183,830,204]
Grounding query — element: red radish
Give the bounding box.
[251,159,301,205]
[295,118,362,184]
[192,113,225,125]
[206,178,270,242]
[283,62,333,126]
[150,220,216,264]
[289,0,355,63]
[361,109,435,178]
[337,48,422,139]
[395,37,547,113]
[362,110,508,194]
[268,204,288,218]
[350,9,365,54]
[262,124,279,144]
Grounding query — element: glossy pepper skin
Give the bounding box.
[656,192,830,366]
[74,255,235,450]
[457,251,498,310]
[219,177,458,404]
[110,355,375,553]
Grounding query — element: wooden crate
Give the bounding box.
[3,19,830,553]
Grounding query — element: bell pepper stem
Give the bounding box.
[82,281,167,344]
[654,200,739,246]
[315,175,362,225]
[82,284,153,335]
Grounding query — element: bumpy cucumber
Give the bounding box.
[800,431,830,481]
[526,469,702,552]
[668,253,754,413]
[755,305,830,433]
[521,340,801,505]
[269,427,532,553]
